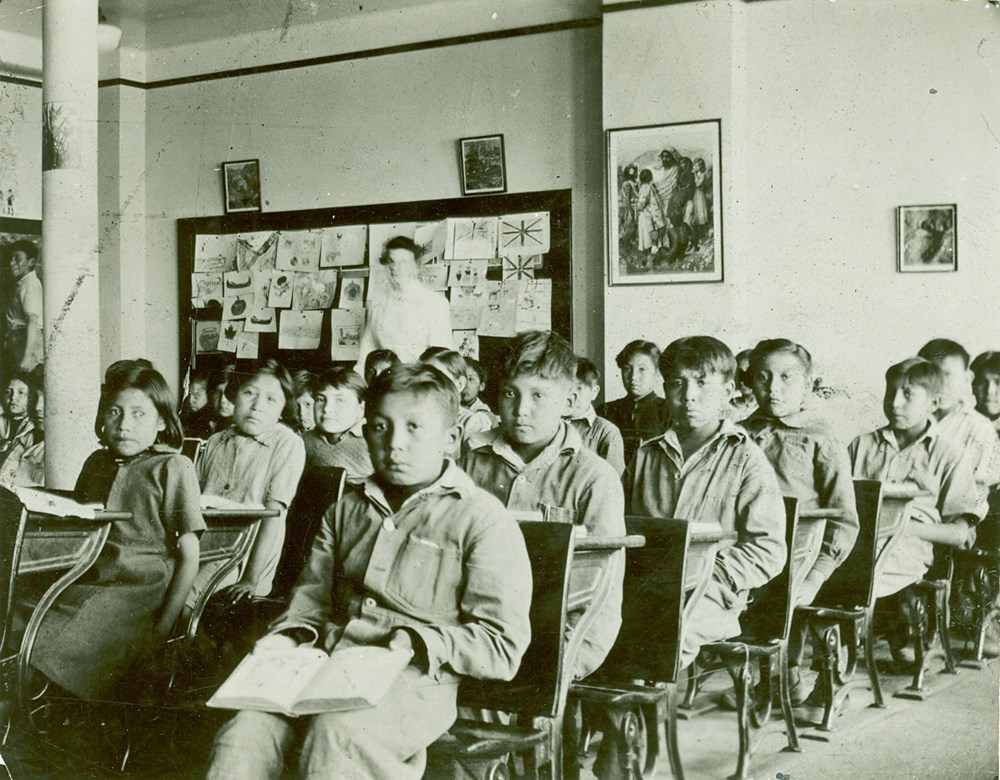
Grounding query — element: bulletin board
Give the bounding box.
[176,189,571,389]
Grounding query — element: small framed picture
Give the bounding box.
[459,135,506,196]
[897,204,957,273]
[222,159,262,214]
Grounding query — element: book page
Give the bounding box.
[296,645,413,715]
[207,647,328,715]
[15,486,102,519]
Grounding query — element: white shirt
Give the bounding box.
[355,281,452,370]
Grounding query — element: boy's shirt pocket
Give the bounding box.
[368,530,465,618]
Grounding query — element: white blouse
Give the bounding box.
[354,281,453,371]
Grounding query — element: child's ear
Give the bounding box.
[444,422,460,456]
[157,415,167,433]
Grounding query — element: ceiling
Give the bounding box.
[0,0,449,42]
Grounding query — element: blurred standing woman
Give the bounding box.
[354,236,452,372]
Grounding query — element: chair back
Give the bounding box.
[742,497,801,641]
[181,438,205,464]
[457,521,574,718]
[0,487,27,656]
[588,516,690,686]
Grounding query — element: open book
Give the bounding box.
[14,486,103,519]
[206,644,413,717]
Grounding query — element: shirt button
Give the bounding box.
[364,597,377,608]
[383,519,395,532]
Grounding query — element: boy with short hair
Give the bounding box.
[598,340,671,463]
[462,330,625,681]
[301,367,373,485]
[461,356,497,419]
[363,348,399,386]
[624,336,786,669]
[419,347,495,448]
[849,358,980,657]
[206,364,532,780]
[567,357,626,476]
[971,351,1000,434]
[917,339,1000,506]
[2,240,43,375]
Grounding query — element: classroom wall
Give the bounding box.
[602,0,1000,440]
[0,80,41,220]
[141,22,604,389]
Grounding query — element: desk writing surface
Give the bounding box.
[20,512,127,575]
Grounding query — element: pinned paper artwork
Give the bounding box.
[448,260,488,288]
[415,221,447,265]
[244,306,278,333]
[445,218,498,260]
[224,271,254,294]
[278,310,323,351]
[449,285,487,331]
[337,276,366,310]
[217,321,241,353]
[252,270,272,303]
[223,294,254,320]
[515,279,552,332]
[236,232,278,271]
[320,226,368,268]
[276,231,321,272]
[195,321,221,353]
[499,212,550,256]
[293,270,338,310]
[194,234,237,273]
[267,271,295,308]
[478,281,517,338]
[418,264,449,291]
[453,330,479,360]
[191,273,224,308]
[235,331,260,360]
[501,257,535,281]
[329,308,365,361]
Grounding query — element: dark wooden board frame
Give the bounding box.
[176,189,572,392]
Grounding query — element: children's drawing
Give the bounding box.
[336,276,366,310]
[224,270,253,294]
[418,264,449,291]
[514,279,552,332]
[501,257,535,281]
[499,212,550,255]
[448,260,488,288]
[278,310,323,351]
[320,225,368,268]
[267,270,295,308]
[191,273,224,308]
[217,320,241,353]
[276,230,321,273]
[292,270,338,310]
[195,321,221,353]
[235,331,260,360]
[453,330,479,360]
[414,221,447,265]
[478,281,517,338]
[236,231,278,271]
[444,218,498,260]
[194,234,237,273]
[244,306,278,333]
[252,269,272,303]
[223,294,254,321]
[329,308,365,361]
[449,285,487,331]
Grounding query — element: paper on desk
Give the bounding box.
[14,487,102,519]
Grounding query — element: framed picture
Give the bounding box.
[222,159,262,214]
[607,120,723,285]
[897,204,957,273]
[459,135,506,196]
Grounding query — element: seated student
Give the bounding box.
[462,330,625,681]
[739,339,858,708]
[179,368,212,439]
[0,372,35,464]
[971,351,1000,438]
[291,369,317,433]
[205,364,532,780]
[849,358,980,662]
[189,360,306,606]
[202,366,236,436]
[567,357,626,476]
[624,336,786,669]
[917,339,1000,506]
[420,347,494,450]
[461,356,497,420]
[300,367,373,485]
[363,348,399,387]
[0,373,44,488]
[597,339,670,462]
[725,348,758,420]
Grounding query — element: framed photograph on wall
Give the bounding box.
[459,135,506,196]
[222,159,262,214]
[607,120,723,285]
[897,204,957,273]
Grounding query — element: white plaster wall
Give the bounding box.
[0,80,41,219]
[603,0,1000,441]
[143,25,604,388]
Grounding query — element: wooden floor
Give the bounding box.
[2,635,997,779]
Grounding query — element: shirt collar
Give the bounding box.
[361,458,474,514]
[15,270,38,288]
[651,418,747,459]
[468,420,582,470]
[744,406,817,430]
[569,406,597,426]
[877,420,937,449]
[218,423,282,448]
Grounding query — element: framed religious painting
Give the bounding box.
[607,120,723,285]
[897,204,957,273]
[459,135,507,196]
[222,159,262,214]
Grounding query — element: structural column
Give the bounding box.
[42,0,101,488]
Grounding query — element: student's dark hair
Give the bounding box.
[228,359,300,430]
[734,348,753,386]
[660,336,736,382]
[366,363,459,426]
[971,351,1000,380]
[748,339,813,375]
[497,330,576,385]
[380,235,421,264]
[314,367,367,402]
[464,356,487,385]
[188,368,210,388]
[421,349,467,383]
[885,357,944,396]
[291,369,317,398]
[95,365,183,450]
[105,358,154,385]
[576,357,601,387]
[6,239,38,263]
[364,349,400,379]
[917,338,970,369]
[3,372,39,416]
[615,339,661,369]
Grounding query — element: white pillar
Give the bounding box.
[42,0,101,489]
